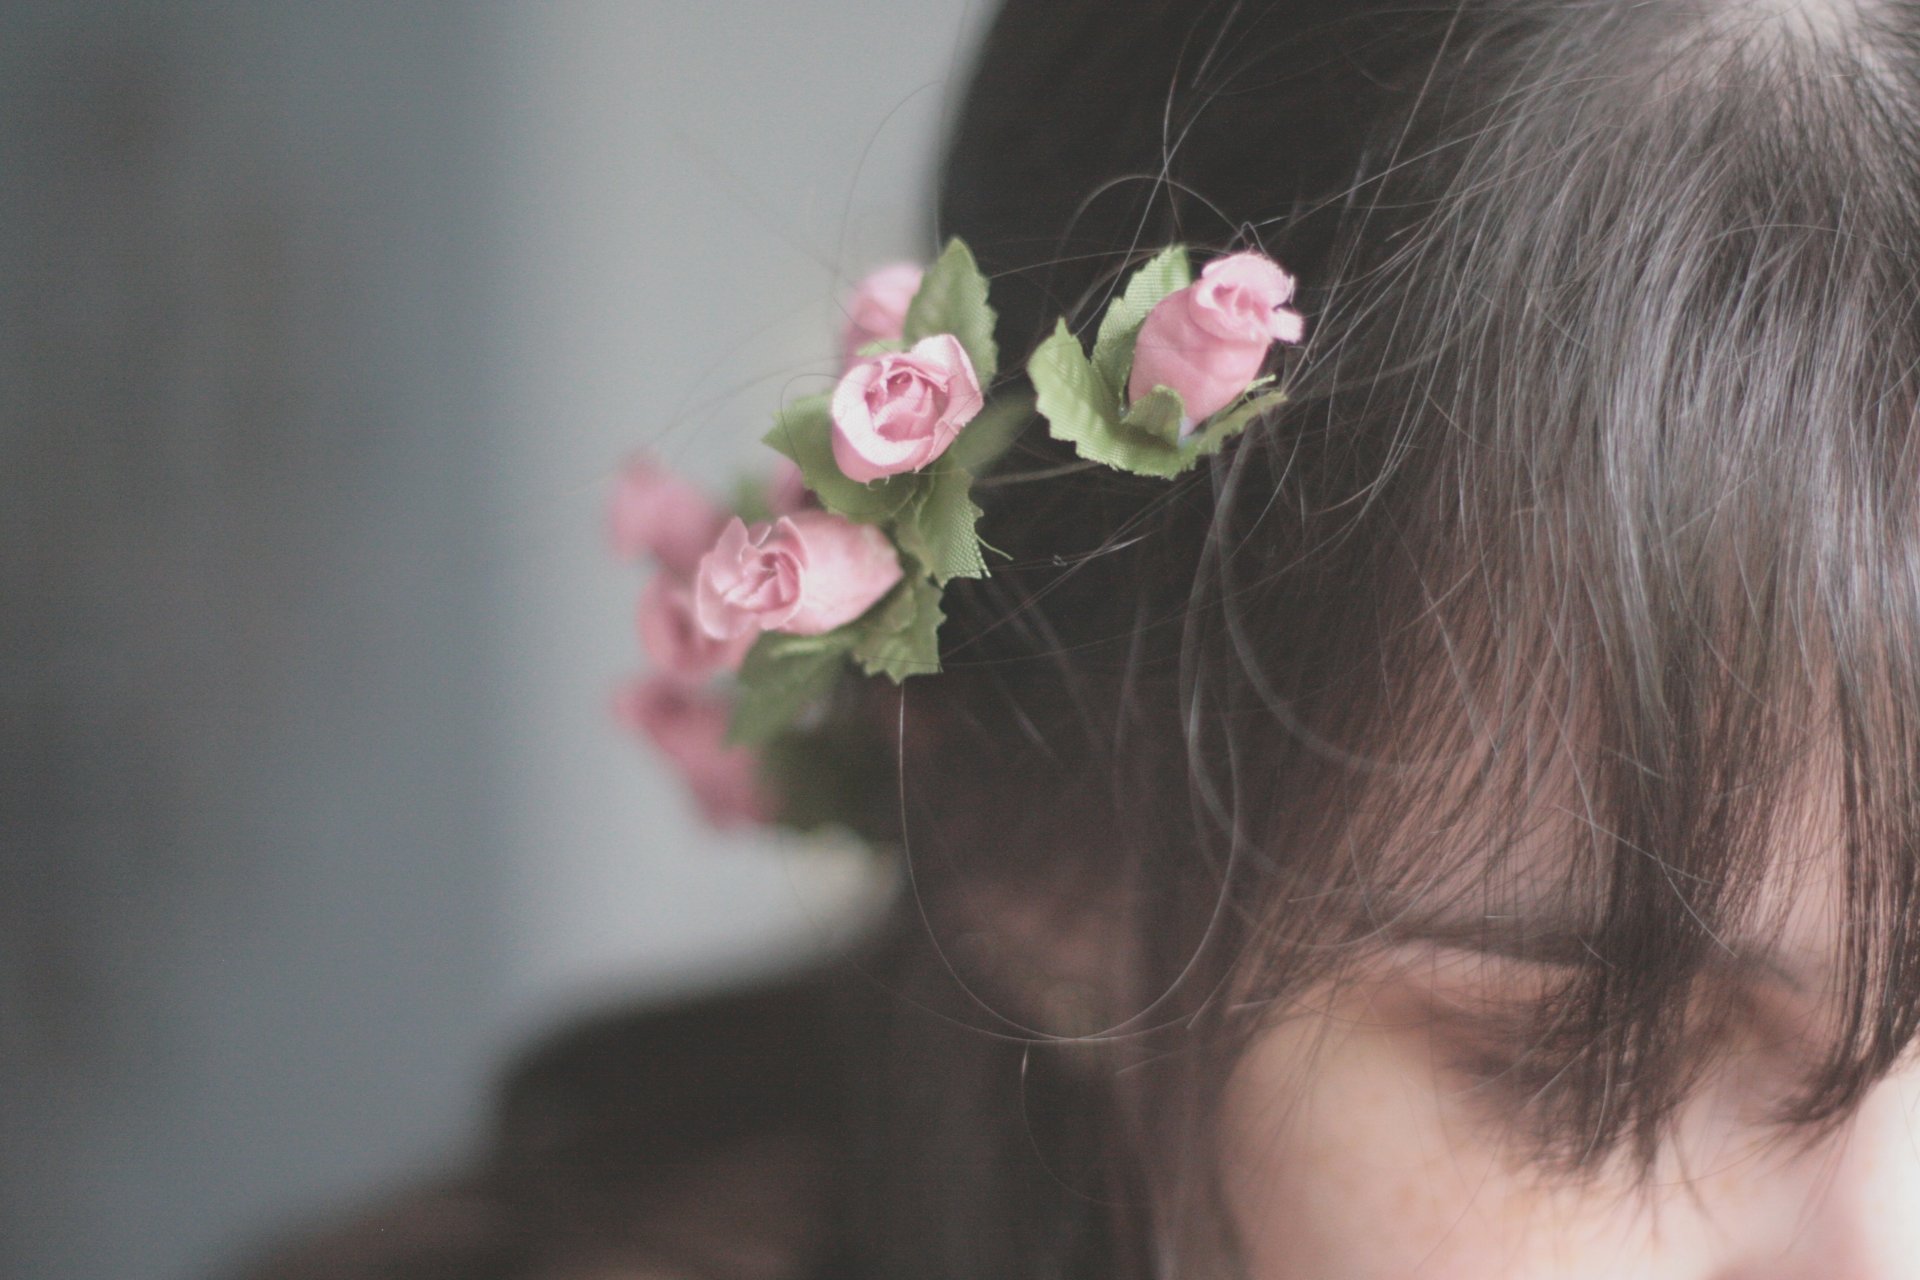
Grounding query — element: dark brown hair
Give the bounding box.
[241,3,1920,1277]
[843,0,1920,1273]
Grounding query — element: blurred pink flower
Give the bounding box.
[839,262,924,369]
[614,675,772,828]
[636,574,755,680]
[608,455,729,576]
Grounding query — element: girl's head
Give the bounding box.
[832,1,1920,1275]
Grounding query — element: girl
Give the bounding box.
[245,1,1920,1276]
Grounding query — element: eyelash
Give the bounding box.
[1430,984,1816,1129]
[1434,1015,1566,1107]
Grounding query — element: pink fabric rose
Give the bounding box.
[694,511,902,640]
[829,334,985,482]
[615,675,771,828]
[608,455,729,576]
[1127,251,1306,429]
[839,262,924,369]
[637,574,755,680]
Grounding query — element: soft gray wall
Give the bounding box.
[0,4,985,1279]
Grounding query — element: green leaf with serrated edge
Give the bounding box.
[1120,386,1187,447]
[1031,319,1127,464]
[1113,385,1288,476]
[1091,245,1192,399]
[1033,319,1182,476]
[1099,438,1193,478]
[893,463,987,585]
[1185,387,1290,459]
[1123,374,1273,451]
[901,238,999,386]
[850,575,945,683]
[946,388,1034,476]
[763,394,920,524]
[727,630,856,747]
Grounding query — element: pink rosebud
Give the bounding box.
[637,574,755,680]
[1127,251,1305,429]
[829,334,985,483]
[615,675,772,828]
[608,455,730,576]
[767,458,811,516]
[839,262,924,368]
[694,511,903,640]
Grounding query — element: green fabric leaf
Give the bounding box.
[855,338,906,360]
[763,393,920,523]
[946,387,1034,476]
[902,238,999,386]
[1031,319,1126,463]
[1184,386,1290,459]
[1091,245,1192,397]
[849,575,945,683]
[893,463,987,585]
[1032,319,1179,476]
[1119,386,1187,447]
[727,630,855,747]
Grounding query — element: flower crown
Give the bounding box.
[612,239,1305,830]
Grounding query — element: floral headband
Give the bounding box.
[611,239,1305,830]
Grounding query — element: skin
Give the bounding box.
[1220,868,1920,1278]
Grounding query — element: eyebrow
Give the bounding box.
[1370,912,1828,993]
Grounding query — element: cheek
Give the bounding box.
[1219,1000,1658,1280]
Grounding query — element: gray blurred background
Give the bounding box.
[0,4,987,1277]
